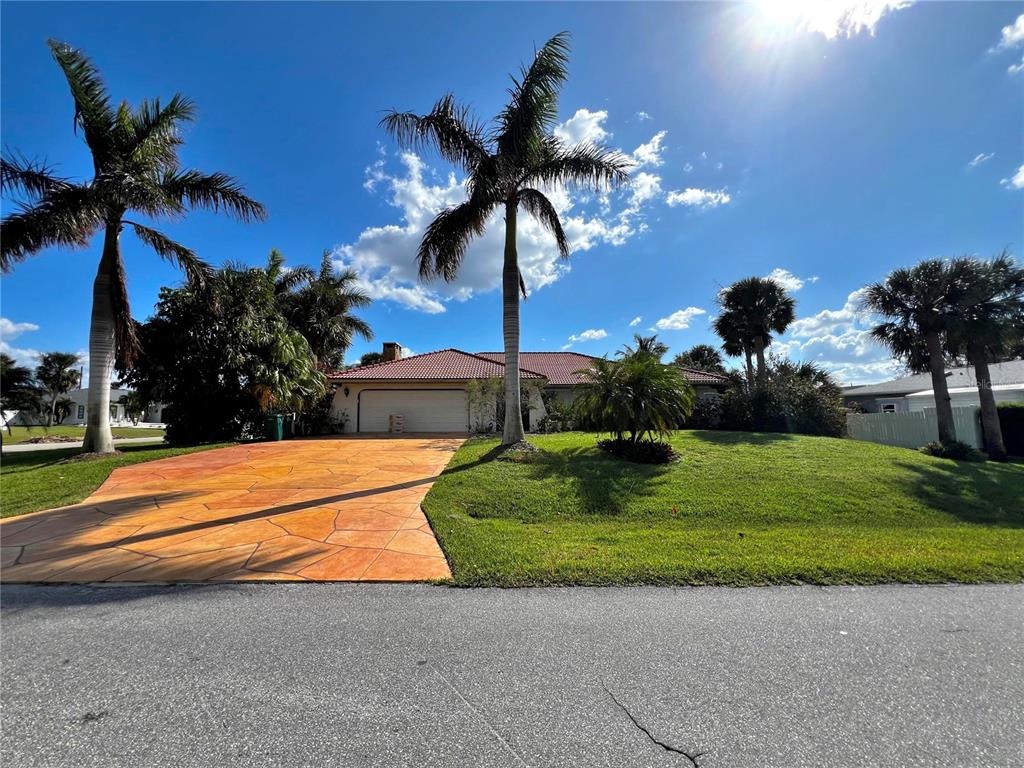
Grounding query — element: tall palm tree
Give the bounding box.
[673,343,725,374]
[381,32,630,445]
[265,248,315,299]
[283,252,373,370]
[1,41,265,453]
[35,351,82,427]
[716,277,796,387]
[619,334,669,361]
[945,252,1024,461]
[862,260,961,445]
[713,308,754,385]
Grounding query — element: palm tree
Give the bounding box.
[713,309,755,386]
[35,351,82,427]
[716,277,796,387]
[672,343,725,374]
[0,40,265,453]
[381,32,630,445]
[283,252,373,370]
[619,334,669,361]
[945,252,1024,461]
[265,248,315,299]
[862,260,961,445]
[0,354,42,436]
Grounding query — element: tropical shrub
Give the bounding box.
[685,396,723,430]
[597,437,678,464]
[122,265,325,444]
[997,402,1024,457]
[919,440,986,462]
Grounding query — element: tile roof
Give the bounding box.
[474,352,599,386]
[327,349,544,381]
[675,366,732,387]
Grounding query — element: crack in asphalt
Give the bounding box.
[604,684,705,767]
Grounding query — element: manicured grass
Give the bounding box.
[2,425,166,445]
[422,431,1024,586]
[1,443,233,518]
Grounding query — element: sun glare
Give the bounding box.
[747,0,911,41]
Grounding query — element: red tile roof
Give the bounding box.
[327,349,544,381]
[675,367,731,386]
[475,352,598,386]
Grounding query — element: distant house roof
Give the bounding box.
[330,348,732,389]
[327,349,545,381]
[841,359,1024,398]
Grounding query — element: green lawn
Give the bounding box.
[1,443,233,518]
[2,425,166,445]
[422,431,1024,586]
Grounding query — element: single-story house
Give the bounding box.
[8,387,165,427]
[327,342,730,434]
[842,359,1024,413]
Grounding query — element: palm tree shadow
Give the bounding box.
[890,459,1024,528]
[688,430,796,446]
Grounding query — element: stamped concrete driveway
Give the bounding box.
[0,436,464,583]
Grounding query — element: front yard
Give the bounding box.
[422,431,1024,586]
[2,425,166,445]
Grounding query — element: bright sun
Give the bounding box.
[748,1,910,41]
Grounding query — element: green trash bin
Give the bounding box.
[264,413,284,441]
[282,414,294,439]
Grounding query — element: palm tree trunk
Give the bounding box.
[47,394,56,428]
[81,223,119,454]
[741,346,754,387]
[754,336,767,387]
[501,200,526,446]
[925,331,956,445]
[971,350,1007,461]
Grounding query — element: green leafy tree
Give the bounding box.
[715,277,796,387]
[862,260,962,445]
[35,351,81,427]
[117,390,149,425]
[381,32,629,445]
[673,343,726,374]
[945,252,1024,461]
[0,40,265,454]
[0,354,43,435]
[359,352,385,367]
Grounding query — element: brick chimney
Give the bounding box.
[382,342,402,362]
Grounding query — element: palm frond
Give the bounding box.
[47,39,116,167]
[159,169,266,222]
[0,185,102,270]
[517,187,569,258]
[495,32,572,157]
[523,137,631,190]
[380,94,488,171]
[417,197,495,282]
[126,220,211,286]
[0,154,71,198]
[129,94,195,167]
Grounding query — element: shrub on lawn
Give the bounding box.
[997,403,1024,457]
[597,437,678,464]
[920,440,987,462]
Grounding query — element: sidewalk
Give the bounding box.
[1,436,165,454]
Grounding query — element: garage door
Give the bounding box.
[358,389,468,433]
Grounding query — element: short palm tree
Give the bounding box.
[35,351,82,427]
[619,334,669,361]
[673,343,726,374]
[862,260,960,445]
[716,277,796,387]
[945,252,1024,461]
[0,354,42,436]
[283,252,373,370]
[0,40,265,453]
[381,32,630,445]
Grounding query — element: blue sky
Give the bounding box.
[2,1,1022,384]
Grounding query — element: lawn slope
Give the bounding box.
[422,431,1024,586]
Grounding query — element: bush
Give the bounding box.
[685,396,723,429]
[597,437,678,464]
[997,403,1024,457]
[920,440,987,462]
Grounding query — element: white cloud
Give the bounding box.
[554,108,610,145]
[1009,57,1024,75]
[683,162,694,173]
[635,111,652,121]
[630,131,668,169]
[0,318,40,341]
[629,316,642,327]
[567,328,608,346]
[765,268,819,293]
[992,13,1024,51]
[665,188,732,209]
[629,172,662,208]
[1000,164,1024,190]
[788,288,867,337]
[755,1,913,40]
[967,152,995,169]
[333,142,657,314]
[654,307,707,331]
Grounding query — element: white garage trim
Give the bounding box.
[357,388,469,433]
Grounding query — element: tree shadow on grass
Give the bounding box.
[890,459,1024,528]
[687,430,796,446]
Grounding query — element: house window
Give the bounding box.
[77,405,85,419]
[881,404,896,414]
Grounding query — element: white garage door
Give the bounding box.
[358,389,468,433]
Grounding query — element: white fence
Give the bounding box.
[846,407,984,450]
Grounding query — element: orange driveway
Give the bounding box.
[0,436,465,583]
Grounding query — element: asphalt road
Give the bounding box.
[2,583,1021,768]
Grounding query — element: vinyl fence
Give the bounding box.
[846,407,984,450]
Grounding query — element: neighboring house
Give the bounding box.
[12,387,166,427]
[327,343,731,434]
[842,360,1024,413]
